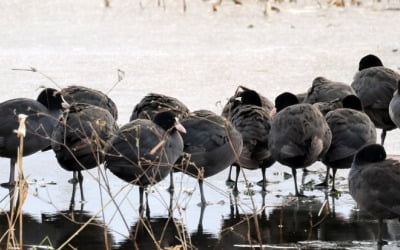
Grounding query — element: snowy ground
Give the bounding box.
[1,0,400,249]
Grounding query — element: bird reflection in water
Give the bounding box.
[117,215,190,250]
[189,204,219,249]
[0,206,113,249]
[215,193,400,249]
[215,194,325,248]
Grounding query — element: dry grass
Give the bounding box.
[1,114,29,249]
[0,66,336,249]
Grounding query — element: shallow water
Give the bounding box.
[1,0,400,249]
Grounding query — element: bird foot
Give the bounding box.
[315,181,328,188]
[329,188,341,197]
[232,188,239,197]
[295,192,307,198]
[256,179,269,187]
[378,239,388,246]
[0,182,15,189]
[68,178,78,184]
[167,186,174,194]
[79,200,88,205]
[225,179,235,187]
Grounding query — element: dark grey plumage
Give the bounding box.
[60,85,118,120]
[269,92,332,196]
[174,110,243,204]
[51,103,118,207]
[389,80,400,129]
[296,92,307,103]
[351,55,400,145]
[105,111,185,213]
[130,93,190,121]
[304,76,356,104]
[0,88,63,187]
[129,93,189,196]
[349,144,400,245]
[319,95,377,192]
[221,85,274,119]
[222,86,275,193]
[312,99,343,116]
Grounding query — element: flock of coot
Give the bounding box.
[1,54,400,245]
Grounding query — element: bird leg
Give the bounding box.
[381,130,387,146]
[77,171,85,203]
[139,186,150,218]
[256,167,267,192]
[198,178,207,205]
[167,172,174,194]
[68,171,79,184]
[315,167,330,187]
[377,218,388,245]
[145,190,150,219]
[225,165,235,186]
[292,168,306,197]
[69,171,78,211]
[232,165,241,196]
[330,168,339,193]
[139,186,145,216]
[1,158,16,188]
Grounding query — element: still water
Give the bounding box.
[1,0,400,249]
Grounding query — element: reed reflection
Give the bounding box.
[0,208,113,249]
[117,215,190,250]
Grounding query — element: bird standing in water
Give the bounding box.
[349,144,400,245]
[351,54,400,145]
[105,111,186,215]
[0,88,64,187]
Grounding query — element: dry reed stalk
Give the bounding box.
[4,114,29,249]
[11,67,62,89]
[106,69,125,95]
[182,0,187,12]
[16,114,28,248]
[13,67,124,97]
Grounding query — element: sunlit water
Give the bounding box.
[1,0,400,249]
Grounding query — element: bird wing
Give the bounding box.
[181,114,228,154]
[359,159,400,216]
[130,93,189,121]
[352,67,399,109]
[305,77,355,104]
[325,109,377,161]
[230,105,271,154]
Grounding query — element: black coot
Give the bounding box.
[304,76,356,104]
[130,92,190,193]
[51,103,118,208]
[105,111,185,214]
[0,88,63,187]
[269,92,332,196]
[222,86,275,193]
[349,144,400,245]
[174,110,243,204]
[60,85,118,120]
[130,93,189,121]
[351,54,400,145]
[319,95,376,192]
